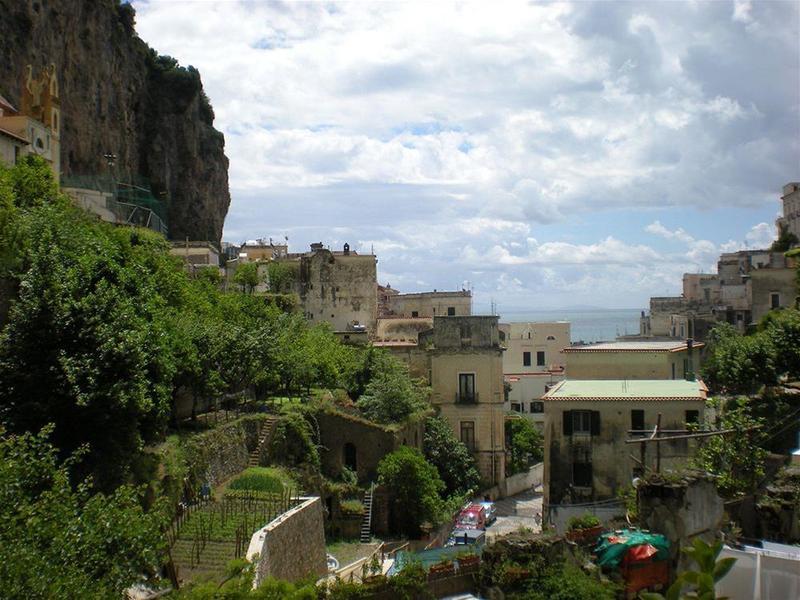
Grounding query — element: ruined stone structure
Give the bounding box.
[315,409,425,483]
[777,182,800,241]
[277,243,378,334]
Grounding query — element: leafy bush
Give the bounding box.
[377,447,444,537]
[228,467,291,494]
[339,499,364,516]
[268,412,320,470]
[567,513,601,531]
[0,427,166,599]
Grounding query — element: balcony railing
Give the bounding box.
[455,392,478,404]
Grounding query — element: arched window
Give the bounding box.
[344,442,357,472]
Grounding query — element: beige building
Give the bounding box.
[373,317,433,378]
[0,94,28,166]
[563,340,704,381]
[500,321,570,430]
[0,65,61,177]
[420,316,506,485]
[543,379,707,507]
[239,238,288,262]
[645,248,797,340]
[277,242,378,334]
[386,289,472,318]
[169,241,221,268]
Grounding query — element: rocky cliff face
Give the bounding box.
[0,0,230,242]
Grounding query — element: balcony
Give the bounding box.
[455,392,479,404]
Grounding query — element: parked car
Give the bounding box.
[446,528,486,546]
[456,504,487,530]
[479,500,497,525]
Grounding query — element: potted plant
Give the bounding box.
[565,513,603,543]
[428,558,456,579]
[456,552,480,570]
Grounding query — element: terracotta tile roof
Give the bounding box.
[0,125,28,144]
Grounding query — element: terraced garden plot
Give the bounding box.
[171,490,301,584]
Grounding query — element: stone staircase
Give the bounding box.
[360,483,375,543]
[248,416,278,468]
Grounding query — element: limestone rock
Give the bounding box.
[0,0,230,243]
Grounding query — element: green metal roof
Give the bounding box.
[544,379,706,401]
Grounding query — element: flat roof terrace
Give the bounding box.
[563,341,704,353]
[543,379,707,401]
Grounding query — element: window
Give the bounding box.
[460,421,476,451]
[546,335,556,341]
[683,359,689,376]
[572,410,592,433]
[572,462,593,487]
[511,402,523,413]
[523,351,531,367]
[685,410,700,425]
[527,331,531,339]
[771,292,780,310]
[562,410,599,435]
[530,401,544,413]
[536,351,546,366]
[458,373,476,403]
[671,363,676,379]
[411,310,419,318]
[631,409,645,433]
[447,306,456,316]
[343,443,357,472]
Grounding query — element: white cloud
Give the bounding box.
[132,0,799,308]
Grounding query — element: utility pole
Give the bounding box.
[626,422,762,474]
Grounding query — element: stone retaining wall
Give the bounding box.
[249,496,327,586]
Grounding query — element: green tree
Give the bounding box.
[0,203,181,489]
[356,354,428,424]
[377,447,444,537]
[691,397,767,498]
[423,415,480,497]
[506,417,544,475]
[233,261,261,293]
[701,324,776,395]
[267,260,296,293]
[0,427,165,599]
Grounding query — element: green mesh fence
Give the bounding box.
[61,174,169,232]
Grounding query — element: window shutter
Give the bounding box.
[563,410,573,435]
[590,411,601,435]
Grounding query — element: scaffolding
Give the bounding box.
[61,174,169,236]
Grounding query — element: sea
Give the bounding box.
[497,308,643,344]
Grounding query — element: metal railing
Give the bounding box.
[455,392,478,404]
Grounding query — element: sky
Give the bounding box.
[133,0,800,311]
